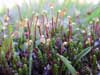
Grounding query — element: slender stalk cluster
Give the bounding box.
[0,5,100,75]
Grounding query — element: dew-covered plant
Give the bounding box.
[0,3,100,75]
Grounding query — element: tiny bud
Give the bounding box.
[81,30,86,34]
[37,20,40,27]
[4,15,10,22]
[35,13,39,17]
[49,3,54,9]
[97,63,100,70]
[95,17,99,22]
[46,23,50,28]
[42,10,48,14]
[28,40,32,46]
[63,41,68,46]
[46,38,51,45]
[88,32,91,36]
[89,21,93,24]
[4,34,7,38]
[40,35,45,44]
[76,28,80,30]
[72,22,76,25]
[32,11,35,14]
[47,64,51,70]
[86,40,90,45]
[75,10,80,16]
[4,22,8,26]
[2,26,7,30]
[67,16,71,19]
[58,10,61,13]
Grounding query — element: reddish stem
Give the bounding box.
[16,5,22,20]
[83,32,87,48]
[33,16,38,46]
[56,12,59,27]
[89,35,92,46]
[52,17,54,29]
[68,23,72,42]
[46,25,49,38]
[6,41,12,60]
[38,26,42,36]
[47,50,51,61]
[27,21,31,39]
[42,15,45,34]
[46,14,48,23]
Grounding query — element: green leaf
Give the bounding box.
[75,47,92,64]
[8,25,13,35]
[18,68,23,75]
[57,54,77,75]
[86,6,100,22]
[53,64,59,75]
[93,55,97,69]
[38,49,43,63]
[23,64,28,75]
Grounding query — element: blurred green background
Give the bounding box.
[0,0,100,23]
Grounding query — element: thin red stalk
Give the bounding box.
[94,18,99,33]
[46,14,48,23]
[91,21,95,34]
[52,16,54,29]
[56,12,59,28]
[77,72,80,75]
[83,32,87,48]
[76,15,80,25]
[33,16,38,46]
[50,17,54,37]
[47,49,51,62]
[27,21,31,40]
[6,8,10,22]
[7,8,9,16]
[9,40,12,50]
[42,15,45,34]
[16,5,22,20]
[89,35,92,46]
[60,45,63,54]
[45,14,49,38]
[6,40,12,60]
[43,15,44,25]
[46,25,49,38]
[68,19,72,42]
[95,21,99,38]
[29,13,35,26]
[38,26,42,36]
[91,22,94,33]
